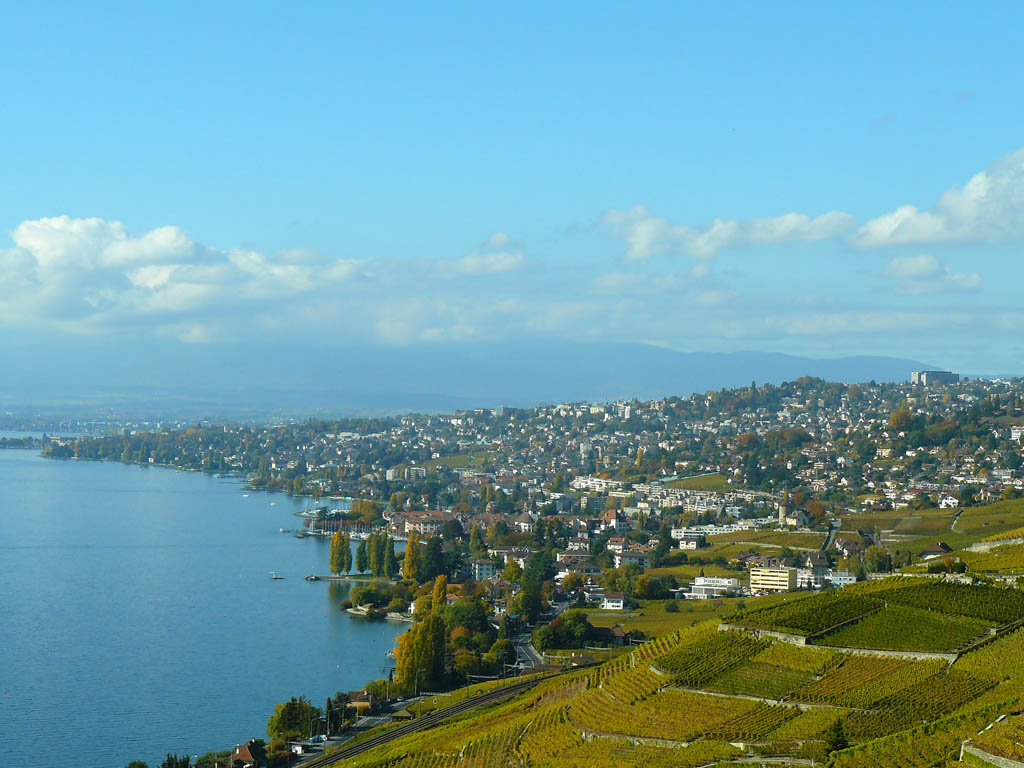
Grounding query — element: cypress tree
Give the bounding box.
[356,539,368,572]
[384,536,399,578]
[329,531,344,574]
[367,532,379,576]
[375,532,388,576]
[403,532,421,581]
[341,533,352,572]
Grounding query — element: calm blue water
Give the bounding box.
[0,450,404,768]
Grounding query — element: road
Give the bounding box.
[822,518,841,551]
[515,597,573,668]
[295,676,546,767]
[513,631,544,666]
[299,599,571,765]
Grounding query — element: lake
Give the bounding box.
[0,449,405,768]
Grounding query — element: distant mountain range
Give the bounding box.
[0,337,939,418]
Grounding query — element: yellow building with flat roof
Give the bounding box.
[750,566,797,593]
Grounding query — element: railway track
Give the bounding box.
[299,677,542,767]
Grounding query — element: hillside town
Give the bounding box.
[42,372,1024,612]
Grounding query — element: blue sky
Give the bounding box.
[2,2,1024,373]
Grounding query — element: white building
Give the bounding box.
[465,558,498,581]
[570,475,623,492]
[613,549,650,569]
[601,592,625,610]
[687,576,739,599]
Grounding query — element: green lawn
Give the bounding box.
[646,562,743,581]
[665,472,731,492]
[586,592,798,635]
[842,508,954,533]
[956,499,1024,536]
[892,514,956,535]
[708,530,826,549]
[894,532,980,558]
[424,451,494,472]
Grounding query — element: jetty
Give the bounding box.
[303,574,397,584]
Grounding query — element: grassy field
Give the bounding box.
[707,529,827,549]
[424,451,494,472]
[587,592,800,635]
[841,509,955,533]
[893,531,983,557]
[664,472,731,492]
[891,514,956,535]
[644,561,743,581]
[956,499,1024,536]
[587,600,733,634]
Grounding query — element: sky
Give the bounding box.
[2,2,1024,375]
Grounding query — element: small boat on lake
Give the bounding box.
[270,572,285,580]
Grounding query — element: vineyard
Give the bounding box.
[818,604,990,652]
[726,578,1024,655]
[726,590,883,636]
[337,581,1024,768]
[960,542,1024,573]
[969,714,1024,761]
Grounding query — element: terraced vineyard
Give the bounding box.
[969,714,1024,761]
[960,541,1024,573]
[727,590,883,636]
[727,578,1024,655]
[819,604,991,652]
[333,580,1024,768]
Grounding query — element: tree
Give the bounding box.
[403,532,421,581]
[384,536,399,578]
[160,757,190,768]
[431,574,448,614]
[267,696,321,741]
[126,763,149,768]
[423,535,445,581]
[341,533,353,572]
[367,532,380,576]
[329,530,344,574]
[356,539,369,573]
[823,716,849,753]
[469,523,485,553]
[374,531,388,577]
[503,560,523,582]
[806,499,825,520]
[863,544,891,574]
[441,519,464,541]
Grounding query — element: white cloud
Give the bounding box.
[482,232,511,249]
[759,310,970,337]
[602,205,855,262]
[0,215,366,338]
[437,233,527,277]
[440,251,526,276]
[883,254,982,293]
[593,271,680,295]
[854,147,1024,246]
[696,289,736,306]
